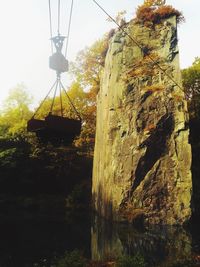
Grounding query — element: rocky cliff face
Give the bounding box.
[92,16,192,225]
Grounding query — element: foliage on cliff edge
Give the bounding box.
[136,3,184,26]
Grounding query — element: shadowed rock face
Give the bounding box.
[91,218,192,266]
[92,16,192,225]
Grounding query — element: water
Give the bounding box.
[0,214,91,267]
[91,217,198,266]
[0,213,200,267]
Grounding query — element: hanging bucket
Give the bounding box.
[27,115,81,145]
[45,114,81,138]
[27,118,46,132]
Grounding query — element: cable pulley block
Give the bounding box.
[49,52,69,73]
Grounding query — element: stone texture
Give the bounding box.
[91,218,192,265]
[92,16,192,225]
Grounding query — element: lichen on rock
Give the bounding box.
[92,15,192,225]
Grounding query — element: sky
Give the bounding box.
[0,0,199,107]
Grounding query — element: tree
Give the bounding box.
[182,58,200,217]
[0,84,33,138]
[62,82,96,149]
[71,34,110,96]
[182,57,200,118]
[144,0,166,6]
[69,35,111,149]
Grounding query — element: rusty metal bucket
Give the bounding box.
[27,115,81,146]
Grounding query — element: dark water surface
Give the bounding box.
[0,213,91,267]
[0,214,200,267]
[92,217,200,267]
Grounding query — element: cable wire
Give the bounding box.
[60,80,82,120]
[32,80,57,118]
[92,0,183,91]
[58,0,61,34]
[50,79,59,113]
[59,80,64,116]
[65,0,74,57]
[48,0,53,54]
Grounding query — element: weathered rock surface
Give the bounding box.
[91,218,192,265]
[92,16,192,225]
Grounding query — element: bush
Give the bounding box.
[136,4,184,26]
[170,259,196,267]
[136,5,155,24]
[65,183,90,210]
[54,250,87,267]
[117,254,146,267]
[156,5,185,24]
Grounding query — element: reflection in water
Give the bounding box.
[91,216,193,267]
[0,214,199,267]
[0,214,91,267]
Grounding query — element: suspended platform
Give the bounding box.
[28,115,81,146]
[27,74,82,146]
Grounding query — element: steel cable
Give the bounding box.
[48,0,53,54]
[50,79,59,113]
[59,80,64,116]
[58,0,61,34]
[32,80,57,118]
[60,80,82,120]
[65,0,74,57]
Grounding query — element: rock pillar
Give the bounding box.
[92,16,192,225]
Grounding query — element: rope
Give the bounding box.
[65,0,74,57]
[48,0,53,54]
[32,79,81,120]
[32,80,57,118]
[59,80,64,116]
[92,0,183,91]
[58,0,61,34]
[50,79,59,113]
[60,80,82,120]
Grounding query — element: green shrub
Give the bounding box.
[65,183,89,210]
[54,250,87,267]
[117,254,146,267]
[170,259,196,267]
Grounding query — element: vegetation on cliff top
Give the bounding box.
[136,2,184,26]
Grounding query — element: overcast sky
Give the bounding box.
[0,0,199,107]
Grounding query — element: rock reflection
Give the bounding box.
[91,217,192,266]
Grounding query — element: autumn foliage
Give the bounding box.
[136,4,184,26]
[124,53,161,81]
[143,84,165,93]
